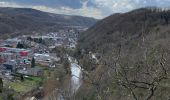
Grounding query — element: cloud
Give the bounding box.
[91,0,170,16]
[33,4,103,19]
[0,1,22,7]
[0,1,103,19]
[0,0,83,9]
[0,0,170,19]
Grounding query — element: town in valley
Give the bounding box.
[0,27,86,99]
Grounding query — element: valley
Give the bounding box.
[0,26,85,100]
[0,6,170,100]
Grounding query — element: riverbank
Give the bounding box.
[55,56,82,100]
[15,55,83,100]
[16,62,69,100]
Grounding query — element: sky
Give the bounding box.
[0,0,170,19]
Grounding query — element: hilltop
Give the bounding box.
[79,7,170,53]
[0,7,97,38]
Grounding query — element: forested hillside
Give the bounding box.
[76,8,170,100]
[0,7,97,39]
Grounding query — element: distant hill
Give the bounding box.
[0,7,97,38]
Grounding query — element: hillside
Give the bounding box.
[76,8,170,100]
[0,7,97,38]
[79,8,170,53]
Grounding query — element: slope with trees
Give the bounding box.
[75,7,170,100]
[0,7,97,39]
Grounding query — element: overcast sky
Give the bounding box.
[0,0,170,19]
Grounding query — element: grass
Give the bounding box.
[8,76,43,93]
[6,64,63,93]
[7,65,50,93]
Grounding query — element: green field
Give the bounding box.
[8,76,43,93]
[4,63,63,94]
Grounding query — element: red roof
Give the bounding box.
[19,52,28,56]
[0,58,5,63]
[0,48,7,52]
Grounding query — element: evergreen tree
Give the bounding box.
[16,42,24,48]
[38,38,43,43]
[27,36,32,41]
[31,57,35,68]
[20,75,24,82]
[0,78,3,93]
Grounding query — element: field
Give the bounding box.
[8,76,43,93]
[5,66,60,93]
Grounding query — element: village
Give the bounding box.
[0,28,83,94]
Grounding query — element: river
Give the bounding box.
[70,63,82,93]
[69,57,82,94]
[58,57,82,100]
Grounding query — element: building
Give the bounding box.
[27,68,43,76]
[0,53,14,63]
[0,47,33,70]
[17,68,43,76]
[5,38,21,47]
[3,60,17,72]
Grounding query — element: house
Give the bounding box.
[0,53,14,63]
[0,47,7,52]
[34,53,51,62]
[5,38,21,48]
[27,68,43,76]
[18,68,43,76]
[0,47,33,66]
[3,60,17,72]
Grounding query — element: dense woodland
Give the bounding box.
[75,7,170,100]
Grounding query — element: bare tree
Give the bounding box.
[113,40,168,100]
